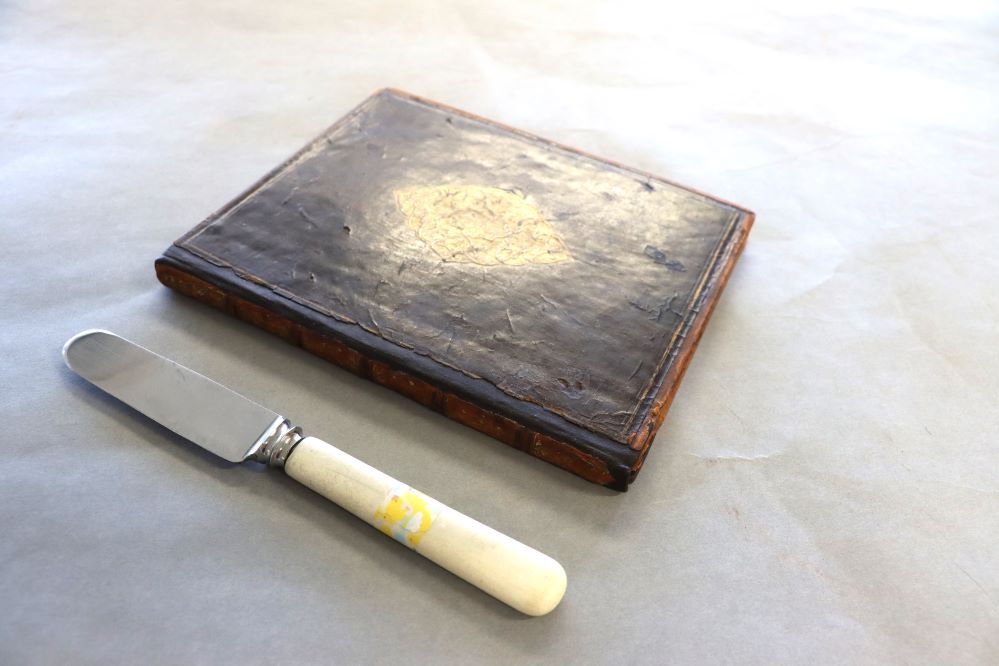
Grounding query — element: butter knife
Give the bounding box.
[62,329,566,616]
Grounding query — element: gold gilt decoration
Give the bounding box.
[394,185,573,266]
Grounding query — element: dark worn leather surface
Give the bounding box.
[165,90,749,454]
[159,90,753,485]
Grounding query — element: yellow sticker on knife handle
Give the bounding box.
[373,484,443,548]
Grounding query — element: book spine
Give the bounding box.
[154,261,623,489]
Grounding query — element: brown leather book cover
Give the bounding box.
[155,89,753,490]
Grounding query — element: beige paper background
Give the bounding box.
[2,1,997,663]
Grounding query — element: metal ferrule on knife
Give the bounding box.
[249,419,303,469]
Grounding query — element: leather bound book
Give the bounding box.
[155,89,754,490]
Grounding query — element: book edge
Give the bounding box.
[625,209,755,478]
[155,254,635,490]
[381,88,753,215]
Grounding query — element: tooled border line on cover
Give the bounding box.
[156,88,754,490]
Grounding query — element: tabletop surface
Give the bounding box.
[2,2,997,664]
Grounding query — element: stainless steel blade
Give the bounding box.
[63,330,284,462]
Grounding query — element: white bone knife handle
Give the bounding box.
[282,436,567,616]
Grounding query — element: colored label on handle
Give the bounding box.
[373,484,444,548]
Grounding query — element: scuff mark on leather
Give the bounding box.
[644,244,686,272]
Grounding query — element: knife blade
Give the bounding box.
[63,329,566,616]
